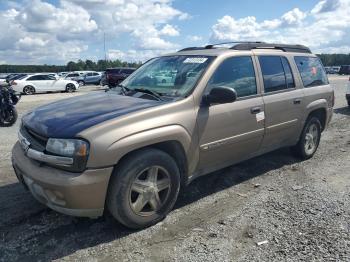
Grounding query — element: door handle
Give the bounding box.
[250,107,261,114]
[294,98,302,105]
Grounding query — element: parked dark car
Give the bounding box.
[8,74,27,84]
[5,74,20,83]
[339,65,350,75]
[101,68,136,87]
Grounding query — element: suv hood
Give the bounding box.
[22,92,162,138]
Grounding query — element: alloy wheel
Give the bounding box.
[66,84,75,93]
[129,166,171,216]
[304,123,319,155]
[23,86,34,95]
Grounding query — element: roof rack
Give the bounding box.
[204,41,265,49]
[231,43,311,53]
[178,41,311,54]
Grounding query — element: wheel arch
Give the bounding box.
[112,140,188,188]
[305,100,327,132]
[102,125,193,187]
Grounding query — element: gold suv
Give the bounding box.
[12,42,334,229]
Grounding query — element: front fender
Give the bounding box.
[107,125,192,164]
[86,125,194,169]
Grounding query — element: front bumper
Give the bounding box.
[12,142,113,218]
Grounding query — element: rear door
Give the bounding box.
[26,75,47,91]
[256,55,305,150]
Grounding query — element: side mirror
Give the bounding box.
[203,86,237,106]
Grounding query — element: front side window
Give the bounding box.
[207,56,257,98]
[121,55,214,97]
[294,56,328,87]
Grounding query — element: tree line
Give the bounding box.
[1,54,350,73]
[0,59,142,73]
[317,54,350,66]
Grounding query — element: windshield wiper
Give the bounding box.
[107,84,129,95]
[117,84,130,95]
[133,88,164,101]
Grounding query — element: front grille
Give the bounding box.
[20,125,47,151]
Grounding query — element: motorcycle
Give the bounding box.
[0,84,21,127]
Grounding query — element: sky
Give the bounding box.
[0,0,349,65]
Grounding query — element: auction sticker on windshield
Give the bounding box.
[183,57,208,63]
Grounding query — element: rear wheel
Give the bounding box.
[291,117,321,160]
[107,148,181,229]
[66,83,76,93]
[0,107,18,127]
[23,86,35,95]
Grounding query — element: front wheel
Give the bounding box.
[78,80,85,86]
[107,148,181,229]
[66,83,76,93]
[291,117,321,160]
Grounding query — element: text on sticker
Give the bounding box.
[183,57,208,64]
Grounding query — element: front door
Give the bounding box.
[197,56,265,174]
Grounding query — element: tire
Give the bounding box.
[291,117,321,160]
[0,107,18,127]
[78,80,85,86]
[107,148,181,229]
[66,83,76,93]
[23,86,35,95]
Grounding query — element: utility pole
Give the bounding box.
[104,32,107,62]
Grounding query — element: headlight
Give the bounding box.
[46,138,89,172]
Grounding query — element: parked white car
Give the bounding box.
[0,75,7,86]
[11,74,79,95]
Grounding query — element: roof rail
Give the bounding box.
[178,42,266,52]
[177,47,208,52]
[178,42,311,54]
[231,43,311,53]
[204,41,265,49]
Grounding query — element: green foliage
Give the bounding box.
[317,53,350,66]
[1,54,349,73]
[0,59,142,73]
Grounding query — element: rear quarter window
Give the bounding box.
[294,56,328,87]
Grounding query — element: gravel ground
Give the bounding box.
[0,77,349,262]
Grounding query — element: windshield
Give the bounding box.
[121,55,214,97]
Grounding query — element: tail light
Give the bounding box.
[106,73,110,79]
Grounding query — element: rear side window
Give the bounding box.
[107,69,120,74]
[27,75,44,80]
[259,56,295,93]
[294,56,328,87]
[207,56,257,98]
[125,69,135,74]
